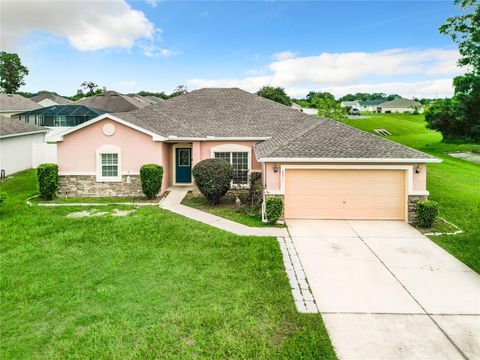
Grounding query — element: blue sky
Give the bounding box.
[1,1,464,98]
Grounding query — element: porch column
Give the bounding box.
[192,141,201,166]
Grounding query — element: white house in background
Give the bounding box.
[0,116,47,176]
[358,99,386,112]
[340,100,361,109]
[290,103,318,115]
[379,98,424,114]
[0,94,42,117]
[31,92,73,107]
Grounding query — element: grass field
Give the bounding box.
[344,114,480,273]
[0,171,335,359]
[181,192,272,228]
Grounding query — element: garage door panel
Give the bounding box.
[285,169,405,220]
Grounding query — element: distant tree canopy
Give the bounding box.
[256,86,291,106]
[138,91,169,100]
[316,97,348,121]
[338,93,401,102]
[426,0,480,142]
[0,52,29,94]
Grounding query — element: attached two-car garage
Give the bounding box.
[284,168,407,220]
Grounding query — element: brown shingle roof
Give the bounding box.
[107,88,434,161]
[76,91,154,113]
[380,98,422,108]
[254,117,435,160]
[0,115,46,137]
[0,94,42,112]
[31,92,72,105]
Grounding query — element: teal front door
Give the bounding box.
[175,148,192,183]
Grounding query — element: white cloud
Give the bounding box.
[188,48,463,99]
[145,0,160,7]
[139,43,180,57]
[272,51,297,60]
[1,0,156,51]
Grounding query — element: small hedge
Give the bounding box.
[37,163,58,200]
[140,164,164,199]
[416,200,439,228]
[192,158,233,205]
[265,197,283,225]
[0,192,6,206]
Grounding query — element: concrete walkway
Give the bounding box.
[160,187,288,237]
[288,219,480,360]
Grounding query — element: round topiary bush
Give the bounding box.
[36,163,58,200]
[140,164,164,199]
[192,158,233,204]
[265,197,283,225]
[416,200,439,228]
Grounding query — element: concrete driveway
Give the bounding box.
[287,219,480,360]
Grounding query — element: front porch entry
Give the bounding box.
[175,147,192,184]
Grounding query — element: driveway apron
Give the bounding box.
[287,219,480,360]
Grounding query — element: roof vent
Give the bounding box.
[373,129,392,136]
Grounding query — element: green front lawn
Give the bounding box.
[0,171,335,359]
[30,195,162,204]
[343,114,480,273]
[181,192,274,228]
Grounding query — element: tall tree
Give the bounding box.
[0,52,29,93]
[426,0,480,141]
[256,86,291,106]
[170,85,189,98]
[80,81,99,96]
[316,97,348,121]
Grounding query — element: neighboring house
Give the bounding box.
[31,92,73,107]
[12,105,106,127]
[340,100,361,109]
[0,116,47,176]
[51,88,439,223]
[358,99,385,112]
[290,103,317,115]
[379,98,424,114]
[0,94,42,117]
[76,91,155,113]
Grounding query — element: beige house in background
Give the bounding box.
[0,94,42,117]
[379,98,423,114]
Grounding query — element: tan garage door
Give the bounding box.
[284,169,406,220]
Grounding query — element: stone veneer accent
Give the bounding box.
[57,175,143,198]
[408,194,428,224]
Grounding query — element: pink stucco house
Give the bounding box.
[51,88,439,222]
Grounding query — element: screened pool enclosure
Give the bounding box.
[12,105,106,127]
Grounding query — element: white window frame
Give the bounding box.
[96,145,122,182]
[210,144,251,188]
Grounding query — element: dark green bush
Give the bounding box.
[140,164,164,199]
[37,163,58,200]
[265,197,283,225]
[416,200,439,228]
[0,191,6,206]
[246,172,264,208]
[192,159,233,205]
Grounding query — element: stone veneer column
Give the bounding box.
[407,194,428,224]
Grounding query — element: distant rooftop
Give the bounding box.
[0,94,42,112]
[31,92,72,105]
[13,104,106,117]
[76,91,155,113]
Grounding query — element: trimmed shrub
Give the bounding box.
[140,164,164,199]
[37,163,58,200]
[416,200,439,228]
[265,197,283,225]
[246,172,264,208]
[0,192,6,206]
[192,158,233,205]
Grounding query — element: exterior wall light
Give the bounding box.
[415,165,421,174]
[273,163,279,173]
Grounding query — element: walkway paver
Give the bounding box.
[160,187,288,237]
[287,219,480,360]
